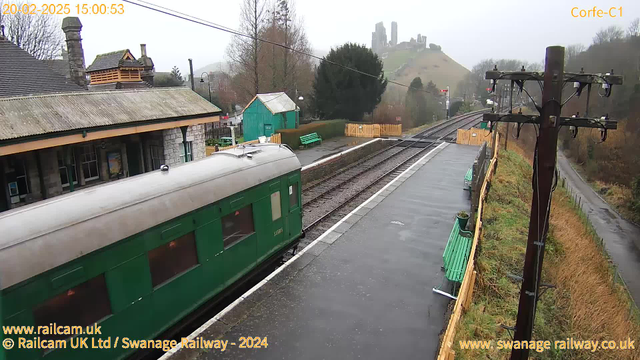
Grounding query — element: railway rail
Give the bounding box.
[302,110,485,196]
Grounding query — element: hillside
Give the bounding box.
[194,62,230,76]
[382,48,469,94]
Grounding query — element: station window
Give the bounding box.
[5,156,30,203]
[289,183,298,208]
[148,232,198,287]
[57,150,78,188]
[222,204,255,249]
[271,192,281,221]
[33,275,112,341]
[181,142,193,162]
[80,145,100,181]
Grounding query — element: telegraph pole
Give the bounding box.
[510,46,564,359]
[482,46,622,360]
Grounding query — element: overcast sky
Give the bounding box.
[27,0,639,76]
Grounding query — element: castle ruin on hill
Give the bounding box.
[371,21,427,55]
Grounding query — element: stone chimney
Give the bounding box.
[61,17,87,89]
[139,43,155,85]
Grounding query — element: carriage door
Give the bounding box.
[270,181,284,248]
[287,175,302,240]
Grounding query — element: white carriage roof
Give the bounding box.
[243,92,298,115]
[0,144,300,290]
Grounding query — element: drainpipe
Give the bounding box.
[180,126,189,162]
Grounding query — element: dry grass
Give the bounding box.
[454,143,640,359]
[550,189,640,359]
[385,50,469,94]
[592,181,640,224]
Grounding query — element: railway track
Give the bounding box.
[298,111,485,250]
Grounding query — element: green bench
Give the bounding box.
[433,219,473,300]
[300,132,322,147]
[464,167,473,192]
[442,220,473,283]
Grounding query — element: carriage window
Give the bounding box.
[289,183,298,208]
[271,192,281,221]
[222,204,255,249]
[33,275,111,341]
[148,232,198,287]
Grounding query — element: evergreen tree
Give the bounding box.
[404,77,428,127]
[313,43,387,121]
[170,66,183,83]
[154,66,185,87]
[424,80,441,121]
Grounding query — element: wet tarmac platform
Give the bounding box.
[165,143,481,360]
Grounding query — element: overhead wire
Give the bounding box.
[121,0,437,94]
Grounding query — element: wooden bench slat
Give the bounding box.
[442,220,473,284]
[300,132,322,146]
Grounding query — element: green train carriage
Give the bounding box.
[0,144,303,360]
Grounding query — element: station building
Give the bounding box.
[0,18,220,212]
[242,92,299,141]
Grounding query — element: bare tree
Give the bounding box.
[226,0,313,104]
[0,1,64,60]
[265,0,311,98]
[226,0,267,99]
[593,26,624,45]
[628,18,640,38]
[564,43,585,69]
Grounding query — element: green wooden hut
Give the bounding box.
[242,92,299,141]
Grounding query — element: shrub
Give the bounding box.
[632,176,640,213]
[277,119,347,148]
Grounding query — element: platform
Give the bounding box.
[164,143,481,360]
[294,136,372,166]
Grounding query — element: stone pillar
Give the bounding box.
[62,17,87,89]
[188,124,206,161]
[39,148,63,197]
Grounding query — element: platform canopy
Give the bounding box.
[0,87,221,142]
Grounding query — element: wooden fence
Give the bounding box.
[205,133,281,156]
[437,132,499,360]
[344,124,402,138]
[456,128,492,146]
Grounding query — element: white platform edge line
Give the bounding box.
[301,138,381,171]
[158,141,448,359]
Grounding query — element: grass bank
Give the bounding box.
[453,148,640,359]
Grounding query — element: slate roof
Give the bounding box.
[0,39,85,98]
[86,50,143,72]
[0,88,221,141]
[42,59,70,79]
[244,92,298,115]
